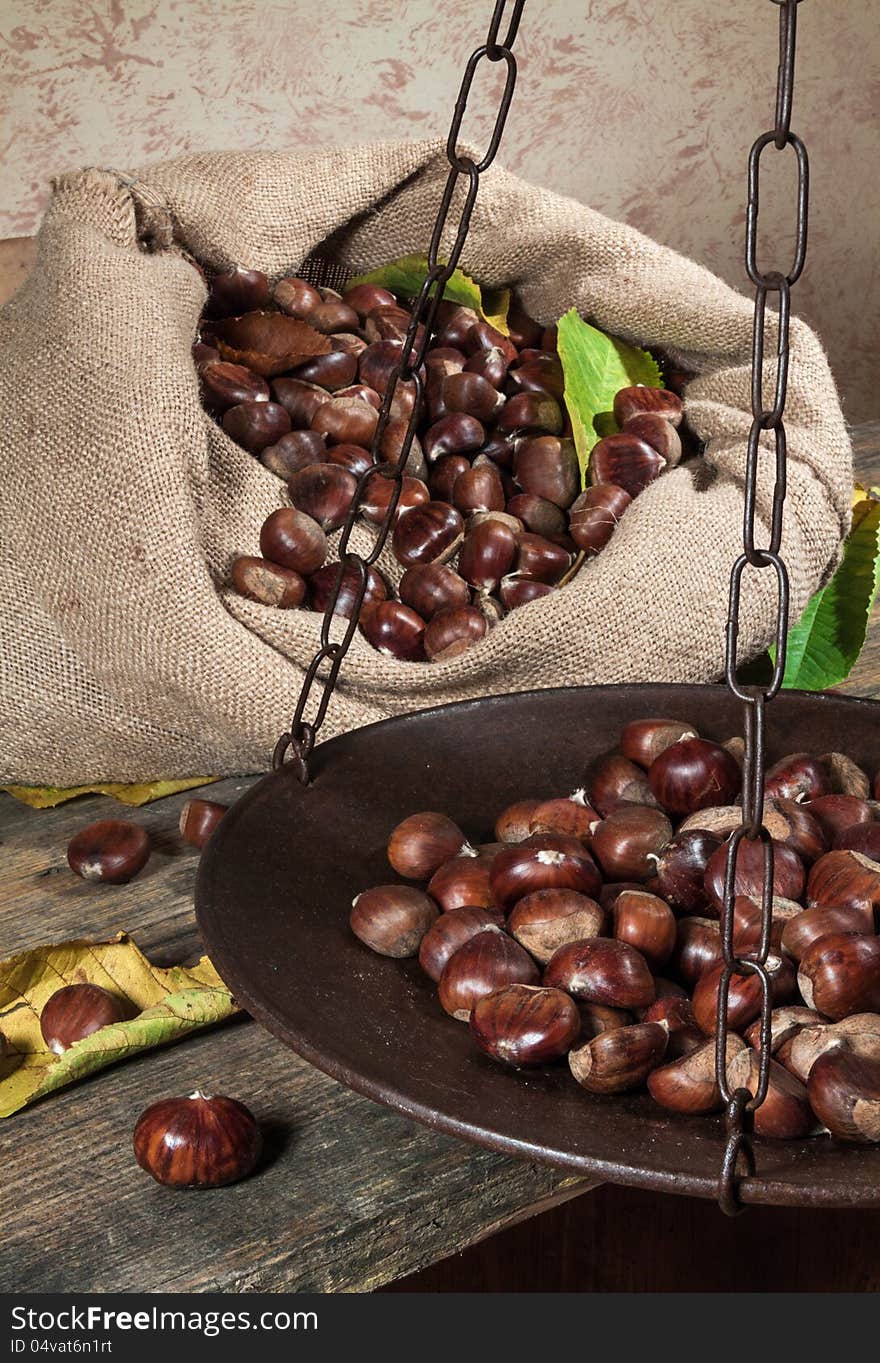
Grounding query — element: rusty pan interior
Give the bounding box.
[196,683,880,1208]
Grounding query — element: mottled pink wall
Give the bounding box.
[1,0,877,419]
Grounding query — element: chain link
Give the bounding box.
[716,0,810,1216]
[274,0,526,780]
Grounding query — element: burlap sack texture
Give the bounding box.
[0,141,852,786]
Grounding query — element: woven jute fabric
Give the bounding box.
[0,141,852,785]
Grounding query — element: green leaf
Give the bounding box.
[347,254,510,335]
[775,491,880,690]
[556,309,663,474]
[0,934,238,1116]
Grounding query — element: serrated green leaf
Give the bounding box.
[556,309,662,474]
[774,493,880,691]
[0,934,238,1116]
[347,254,510,334]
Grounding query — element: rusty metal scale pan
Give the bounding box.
[196,683,880,1208]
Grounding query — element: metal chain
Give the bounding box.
[273,0,527,782]
[716,0,808,1215]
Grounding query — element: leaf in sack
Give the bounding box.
[771,487,880,691]
[347,255,511,334]
[2,775,216,809]
[0,934,237,1116]
[213,310,331,377]
[557,309,663,473]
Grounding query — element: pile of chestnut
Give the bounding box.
[350,719,880,1143]
[195,264,686,662]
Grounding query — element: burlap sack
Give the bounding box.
[0,141,852,786]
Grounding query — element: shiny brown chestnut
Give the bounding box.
[508,889,605,964]
[293,349,358,392]
[452,465,506,516]
[470,984,581,1066]
[360,474,430,527]
[458,520,519,592]
[418,908,503,982]
[230,555,306,608]
[642,995,703,1058]
[514,436,580,509]
[787,1014,880,1084]
[764,753,831,803]
[350,884,439,957]
[273,276,322,319]
[442,371,504,422]
[568,1022,667,1094]
[770,798,829,864]
[363,303,418,344]
[439,931,539,1020]
[584,752,659,818]
[648,1036,745,1114]
[429,454,471,502]
[590,806,673,881]
[359,600,426,661]
[424,605,488,662]
[464,345,510,388]
[590,433,665,498]
[806,848,880,913]
[427,852,495,913]
[620,718,697,770]
[498,576,555,610]
[399,563,470,621]
[579,1002,633,1037]
[358,339,405,395]
[179,799,228,850]
[654,830,723,915]
[623,412,683,466]
[40,983,128,1054]
[206,265,271,317]
[515,533,570,584]
[497,392,564,436]
[704,836,805,913]
[780,902,874,962]
[744,1005,825,1057]
[310,396,378,448]
[309,561,387,619]
[200,361,270,412]
[613,891,676,971]
[287,463,357,532]
[490,835,601,911]
[613,386,684,428]
[260,429,328,479]
[388,812,475,881]
[821,751,872,799]
[797,933,880,1020]
[509,356,564,399]
[726,1051,816,1139]
[271,377,330,428]
[807,1049,880,1142]
[342,283,397,317]
[423,413,486,461]
[672,916,723,987]
[464,320,518,363]
[506,493,568,542]
[392,501,464,568]
[133,1091,262,1187]
[648,737,741,816]
[691,953,797,1034]
[528,790,598,841]
[259,507,327,576]
[223,400,291,454]
[543,937,655,1010]
[835,823,880,859]
[732,894,801,952]
[805,794,874,842]
[67,819,151,884]
[495,799,541,844]
[309,299,360,335]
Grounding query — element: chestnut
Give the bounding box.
[807,1049,880,1142]
[260,429,328,480]
[193,339,220,367]
[464,345,510,388]
[704,836,805,913]
[424,605,488,662]
[590,433,665,498]
[579,1002,633,1037]
[654,830,722,915]
[392,501,464,568]
[642,995,703,1058]
[495,798,541,844]
[67,819,150,884]
[613,385,684,428]
[590,806,672,881]
[620,718,697,770]
[292,349,358,392]
[490,835,601,911]
[673,916,723,987]
[797,933,880,1020]
[311,396,378,448]
[613,890,676,971]
[820,751,872,800]
[835,824,880,859]
[359,339,407,396]
[725,1050,816,1140]
[543,937,655,1010]
[459,520,519,592]
[287,463,357,532]
[179,798,228,849]
[230,555,306,608]
[364,303,418,344]
[770,798,829,864]
[310,300,360,335]
[508,889,605,964]
[223,400,291,454]
[309,561,387,619]
[435,303,479,350]
[273,276,322,319]
[360,474,430,527]
[515,533,570,584]
[732,893,801,953]
[360,601,426,661]
[342,283,397,316]
[585,752,659,818]
[514,436,580,509]
[807,848,880,913]
[648,737,741,816]
[648,1035,746,1114]
[506,493,568,542]
[780,902,874,962]
[40,983,128,1054]
[200,360,270,412]
[259,506,327,576]
[442,371,504,422]
[691,953,797,1035]
[423,413,485,461]
[387,811,475,881]
[496,392,564,436]
[430,454,471,502]
[133,1091,262,1187]
[623,412,682,466]
[809,794,875,842]
[569,1021,667,1094]
[418,907,503,982]
[438,931,539,1020]
[528,790,599,841]
[452,465,506,516]
[498,576,555,610]
[271,377,330,428]
[350,884,438,957]
[788,1014,880,1084]
[464,320,518,364]
[399,563,470,620]
[509,355,564,399]
[765,752,832,803]
[206,264,271,317]
[428,852,495,912]
[470,984,580,1066]
[744,1005,825,1059]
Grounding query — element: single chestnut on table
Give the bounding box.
[133,1091,263,1187]
[67,820,151,884]
[40,983,128,1054]
[179,798,229,850]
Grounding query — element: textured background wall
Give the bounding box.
[1,0,877,419]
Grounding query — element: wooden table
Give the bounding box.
[1,239,878,1292]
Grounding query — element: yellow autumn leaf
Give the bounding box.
[2,776,217,809]
[0,934,237,1116]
